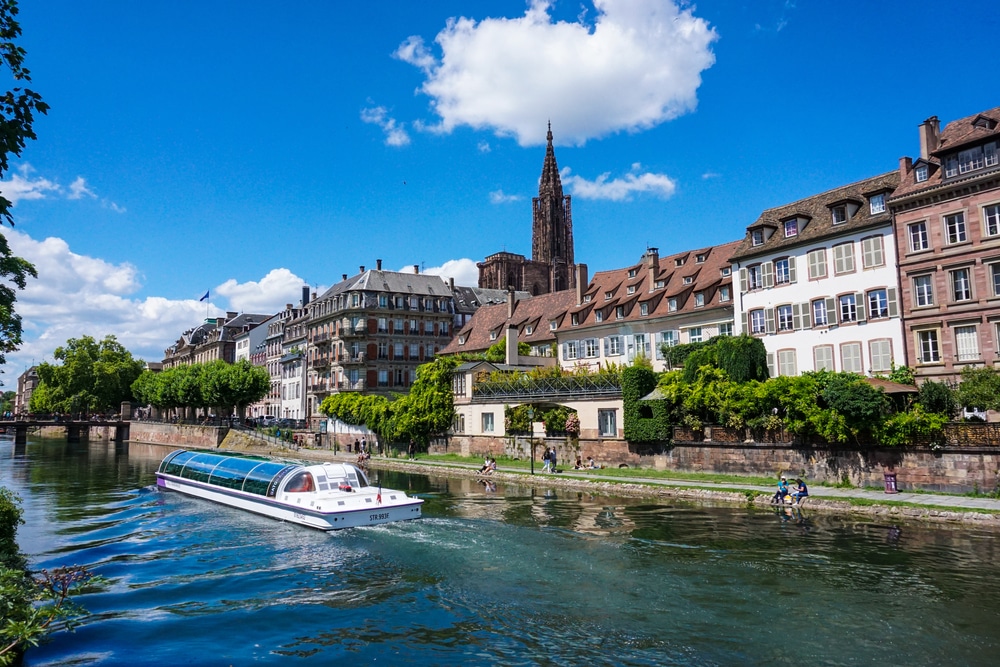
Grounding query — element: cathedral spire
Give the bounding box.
[539,120,563,199]
[532,123,575,292]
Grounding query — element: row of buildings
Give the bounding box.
[154,105,999,447]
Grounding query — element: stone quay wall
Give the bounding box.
[129,422,228,448]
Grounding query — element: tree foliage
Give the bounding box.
[131,360,269,416]
[31,336,145,414]
[320,357,460,447]
[484,337,531,363]
[955,366,1000,413]
[0,0,47,367]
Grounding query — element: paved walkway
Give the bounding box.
[265,446,1000,514]
[383,456,1000,513]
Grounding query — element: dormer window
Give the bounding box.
[627,285,636,295]
[915,164,929,182]
[525,325,533,335]
[628,269,638,278]
[549,320,557,331]
[640,303,649,316]
[832,205,847,224]
[571,313,579,326]
[615,306,625,319]
[694,292,705,307]
[870,193,886,214]
[751,229,764,246]
[683,276,693,285]
[655,280,665,289]
[674,258,685,267]
[721,267,732,277]
[784,219,798,237]
[974,116,998,130]
[458,335,466,345]
[604,291,613,300]
[489,331,497,341]
[583,294,591,303]
[696,254,706,263]
[946,141,997,177]
[668,298,677,312]
[595,310,604,322]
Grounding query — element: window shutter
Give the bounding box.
[739,268,748,293]
[763,262,774,288]
[792,303,802,330]
[602,337,607,356]
[856,292,867,322]
[801,303,812,329]
[765,308,776,334]
[741,312,749,334]
[767,352,776,378]
[825,297,838,324]
[887,288,898,318]
[788,256,797,283]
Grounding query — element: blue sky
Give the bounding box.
[2,0,998,377]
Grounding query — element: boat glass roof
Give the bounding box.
[159,450,297,498]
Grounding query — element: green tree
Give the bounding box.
[955,366,1000,413]
[484,337,531,363]
[201,359,269,418]
[0,390,12,414]
[32,336,145,414]
[917,380,957,417]
[391,356,459,445]
[0,0,47,369]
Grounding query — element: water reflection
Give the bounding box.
[4,438,1000,665]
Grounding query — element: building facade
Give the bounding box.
[478,124,577,295]
[889,109,1000,383]
[732,173,903,377]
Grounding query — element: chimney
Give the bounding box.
[285,303,292,311]
[646,247,659,291]
[919,116,940,160]
[359,265,365,273]
[312,291,317,301]
[413,264,420,274]
[226,311,237,322]
[376,258,382,271]
[505,324,519,365]
[507,286,516,318]
[301,286,310,307]
[575,263,589,305]
[342,274,348,281]
[449,277,455,290]
[899,156,913,180]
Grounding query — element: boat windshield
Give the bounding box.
[284,471,315,493]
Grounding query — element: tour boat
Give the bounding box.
[156,449,422,530]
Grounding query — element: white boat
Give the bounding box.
[156,449,422,530]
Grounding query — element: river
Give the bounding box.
[3,436,1000,665]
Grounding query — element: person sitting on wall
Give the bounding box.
[772,476,790,504]
[574,457,584,469]
[479,456,491,474]
[587,457,599,469]
[792,478,809,505]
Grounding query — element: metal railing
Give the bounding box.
[472,374,621,401]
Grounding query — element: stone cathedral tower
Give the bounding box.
[478,123,578,295]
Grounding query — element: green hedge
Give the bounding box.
[622,366,671,443]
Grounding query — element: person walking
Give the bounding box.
[549,447,557,473]
[541,447,551,472]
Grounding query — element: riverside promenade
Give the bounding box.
[221,439,1000,525]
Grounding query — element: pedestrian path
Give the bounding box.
[386,456,1000,513]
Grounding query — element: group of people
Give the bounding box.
[573,457,600,470]
[772,475,808,505]
[478,456,498,475]
[541,447,558,472]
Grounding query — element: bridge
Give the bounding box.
[0,418,130,445]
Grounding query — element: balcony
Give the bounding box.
[338,379,366,392]
[312,332,330,345]
[310,357,329,368]
[309,381,331,393]
[342,352,367,365]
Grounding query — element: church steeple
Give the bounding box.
[532,123,575,292]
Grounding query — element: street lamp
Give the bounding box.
[527,405,535,475]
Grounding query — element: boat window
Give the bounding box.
[179,454,219,483]
[209,457,263,491]
[159,450,198,476]
[285,471,315,493]
[244,463,293,497]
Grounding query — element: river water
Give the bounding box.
[3,436,1000,666]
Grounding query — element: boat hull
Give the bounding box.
[156,474,422,531]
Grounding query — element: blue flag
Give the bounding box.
[199,291,209,302]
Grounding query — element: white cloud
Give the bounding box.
[561,165,677,201]
[418,258,479,287]
[68,176,96,200]
[477,141,491,153]
[395,0,717,146]
[489,189,522,204]
[0,165,60,204]
[0,230,316,377]
[701,172,721,180]
[215,268,318,314]
[361,105,411,147]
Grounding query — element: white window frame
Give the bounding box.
[913,275,934,307]
[984,204,1000,237]
[867,289,888,319]
[482,412,494,433]
[841,342,863,374]
[812,299,828,326]
[916,329,941,364]
[870,193,886,214]
[951,268,972,302]
[839,294,857,323]
[784,219,798,237]
[955,325,979,362]
[777,304,793,331]
[945,212,968,245]
[598,409,617,437]
[750,309,766,334]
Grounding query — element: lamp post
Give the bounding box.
[527,405,535,475]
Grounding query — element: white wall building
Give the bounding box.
[732,172,905,376]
